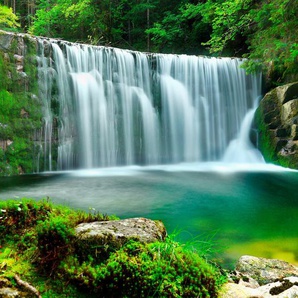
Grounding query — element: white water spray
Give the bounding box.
[36,41,263,171]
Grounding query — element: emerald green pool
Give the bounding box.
[1,163,297,268]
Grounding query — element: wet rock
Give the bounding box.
[276,82,298,105]
[282,99,298,123]
[255,82,298,168]
[0,31,14,51]
[13,54,24,72]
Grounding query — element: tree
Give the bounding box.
[189,0,254,56]
[0,4,19,29]
[246,0,298,82]
[178,0,298,82]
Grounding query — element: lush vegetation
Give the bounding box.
[1,0,297,84]
[0,3,19,30]
[0,33,42,175]
[0,198,225,297]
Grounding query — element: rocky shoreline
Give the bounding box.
[221,255,298,298]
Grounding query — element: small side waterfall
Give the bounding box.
[36,40,263,171]
[222,104,265,163]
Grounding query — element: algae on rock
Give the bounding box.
[0,31,42,175]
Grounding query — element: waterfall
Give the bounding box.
[36,40,263,171]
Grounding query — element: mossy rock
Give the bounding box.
[255,82,298,169]
[74,217,167,261]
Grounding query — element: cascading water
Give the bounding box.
[36,39,263,171]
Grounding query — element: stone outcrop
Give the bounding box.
[221,255,298,298]
[74,217,167,259]
[236,255,298,285]
[75,217,167,245]
[255,82,298,168]
[0,30,35,91]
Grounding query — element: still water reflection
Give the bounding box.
[0,163,297,268]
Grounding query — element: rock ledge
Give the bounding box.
[221,255,298,298]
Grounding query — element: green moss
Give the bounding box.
[0,35,42,175]
[275,153,298,169]
[61,239,224,297]
[0,199,225,297]
[254,107,277,163]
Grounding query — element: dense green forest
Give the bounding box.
[0,0,297,84]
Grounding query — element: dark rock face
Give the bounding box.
[255,82,298,168]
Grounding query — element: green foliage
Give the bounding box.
[146,11,186,53]
[254,106,276,163]
[0,199,225,297]
[0,87,42,175]
[37,216,75,273]
[246,0,298,82]
[2,0,297,84]
[199,0,253,56]
[0,199,51,238]
[0,4,19,30]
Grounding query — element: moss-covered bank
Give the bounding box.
[0,198,226,297]
[0,31,42,176]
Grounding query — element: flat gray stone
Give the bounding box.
[75,217,167,245]
[236,255,298,285]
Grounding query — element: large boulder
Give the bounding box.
[254,82,298,168]
[74,217,167,260]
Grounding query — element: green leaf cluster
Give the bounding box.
[246,0,298,82]
[0,4,19,30]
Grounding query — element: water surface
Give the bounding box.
[1,163,297,268]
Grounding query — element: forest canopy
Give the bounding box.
[0,0,297,83]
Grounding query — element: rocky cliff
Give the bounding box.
[254,82,298,169]
[0,30,42,175]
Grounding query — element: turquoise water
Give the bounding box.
[1,163,297,268]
